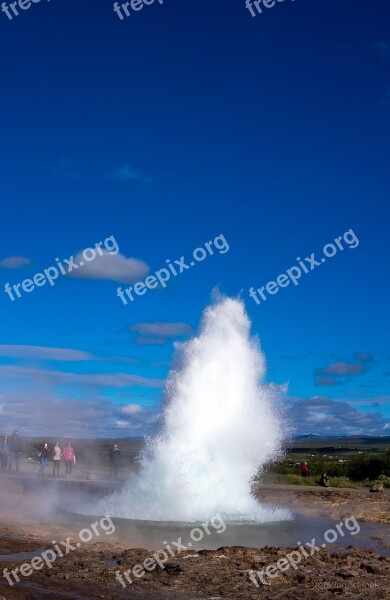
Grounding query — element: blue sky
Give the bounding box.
[0,0,389,437]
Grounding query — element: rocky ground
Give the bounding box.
[256,483,390,525]
[0,480,389,599]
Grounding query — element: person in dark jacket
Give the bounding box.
[0,434,10,473]
[9,431,22,473]
[319,473,330,487]
[110,444,121,480]
[38,441,49,477]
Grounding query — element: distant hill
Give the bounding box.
[289,435,390,451]
[293,435,390,443]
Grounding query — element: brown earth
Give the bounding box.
[255,483,390,525]
[0,479,389,599]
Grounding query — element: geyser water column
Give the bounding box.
[102,296,290,523]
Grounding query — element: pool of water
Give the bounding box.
[56,508,390,556]
[0,549,46,562]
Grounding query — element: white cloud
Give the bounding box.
[68,250,149,284]
[286,395,390,436]
[0,345,94,362]
[130,322,192,337]
[115,420,132,429]
[0,391,160,438]
[119,404,143,415]
[0,256,31,269]
[0,364,163,389]
[343,395,390,407]
[305,412,331,424]
[129,322,192,345]
[314,360,366,376]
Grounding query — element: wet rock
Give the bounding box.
[335,570,359,578]
[360,563,377,574]
[165,562,183,573]
[370,483,384,493]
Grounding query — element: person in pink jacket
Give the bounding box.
[63,442,75,478]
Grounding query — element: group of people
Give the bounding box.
[0,432,123,480]
[0,431,22,473]
[38,441,76,478]
[301,461,330,487]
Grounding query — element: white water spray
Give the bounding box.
[102,296,290,523]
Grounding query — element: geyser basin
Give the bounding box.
[56,508,390,556]
[101,295,290,523]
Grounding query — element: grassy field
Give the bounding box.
[262,435,390,488]
[259,473,366,489]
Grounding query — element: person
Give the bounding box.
[53,442,62,477]
[63,442,75,478]
[38,441,49,477]
[9,431,22,474]
[301,461,309,477]
[0,434,10,473]
[109,443,121,480]
[319,473,330,487]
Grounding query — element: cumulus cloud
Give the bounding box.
[0,256,31,269]
[115,420,135,429]
[119,404,143,415]
[112,164,152,184]
[69,250,149,284]
[0,345,95,362]
[314,360,366,377]
[0,391,160,438]
[341,395,390,407]
[129,322,192,345]
[286,395,390,436]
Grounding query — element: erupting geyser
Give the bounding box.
[102,296,290,523]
